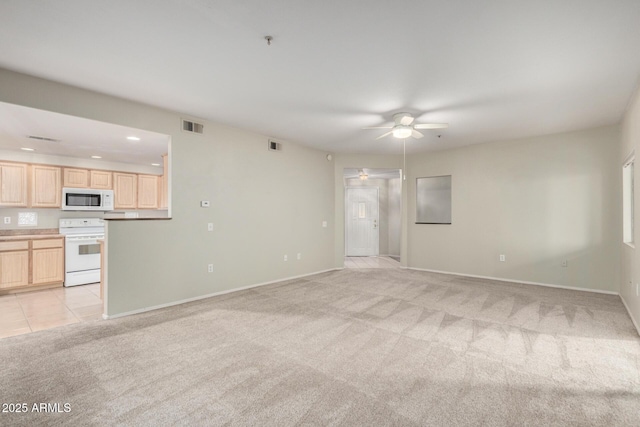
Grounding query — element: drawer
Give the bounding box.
[0,241,29,251]
[32,238,64,249]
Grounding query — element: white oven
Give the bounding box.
[59,218,105,287]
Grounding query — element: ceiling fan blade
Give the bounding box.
[362,126,393,129]
[394,112,414,126]
[412,130,424,139]
[375,131,394,140]
[414,123,449,129]
[400,115,414,126]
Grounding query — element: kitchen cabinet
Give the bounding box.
[113,172,137,209]
[0,237,65,293]
[63,168,89,188]
[0,241,29,290]
[0,162,28,207]
[159,153,168,209]
[90,170,112,189]
[31,165,61,208]
[31,238,64,285]
[137,174,159,209]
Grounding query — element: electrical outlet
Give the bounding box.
[201,201,210,208]
[207,223,213,232]
[322,221,327,228]
[297,253,301,260]
[207,264,213,273]
[561,260,568,268]
[3,217,10,224]
[499,254,505,262]
[284,254,288,262]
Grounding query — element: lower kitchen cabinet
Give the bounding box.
[0,237,64,293]
[32,239,64,285]
[0,243,29,289]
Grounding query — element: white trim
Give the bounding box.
[620,294,640,337]
[102,267,339,320]
[406,267,619,295]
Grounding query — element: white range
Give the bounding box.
[59,218,104,287]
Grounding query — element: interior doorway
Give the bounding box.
[343,168,402,263]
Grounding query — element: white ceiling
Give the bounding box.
[1,1,640,155]
[0,102,169,166]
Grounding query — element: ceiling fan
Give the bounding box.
[363,112,448,140]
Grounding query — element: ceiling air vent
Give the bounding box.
[268,140,281,151]
[182,119,204,134]
[27,135,60,142]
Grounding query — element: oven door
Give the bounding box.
[65,235,102,273]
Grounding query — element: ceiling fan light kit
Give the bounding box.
[392,127,412,139]
[364,112,448,140]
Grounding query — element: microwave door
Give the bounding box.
[64,192,101,210]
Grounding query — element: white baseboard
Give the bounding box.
[620,294,640,337]
[103,267,340,320]
[406,267,619,295]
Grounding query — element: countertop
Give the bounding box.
[0,229,63,241]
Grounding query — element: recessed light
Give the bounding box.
[127,136,141,141]
[91,155,102,159]
[21,147,35,151]
[151,163,160,166]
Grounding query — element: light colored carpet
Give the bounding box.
[1,268,639,426]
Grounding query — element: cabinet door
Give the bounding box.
[137,174,159,209]
[0,162,28,207]
[63,168,89,188]
[90,170,113,189]
[113,172,137,209]
[31,165,61,208]
[32,246,64,285]
[0,251,29,289]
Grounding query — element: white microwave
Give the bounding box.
[62,188,114,211]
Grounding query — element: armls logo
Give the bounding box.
[31,403,71,413]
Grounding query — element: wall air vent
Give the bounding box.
[27,135,60,142]
[268,140,281,151]
[182,119,204,134]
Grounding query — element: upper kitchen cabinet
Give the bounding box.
[63,167,89,188]
[137,174,159,209]
[113,172,137,209]
[90,170,112,189]
[0,162,28,207]
[31,165,61,208]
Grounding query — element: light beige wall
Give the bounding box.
[406,125,621,293]
[621,83,640,330]
[0,68,335,316]
[334,154,405,267]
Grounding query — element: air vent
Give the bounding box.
[27,135,60,142]
[182,119,204,134]
[268,140,281,151]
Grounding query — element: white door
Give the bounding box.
[346,187,379,256]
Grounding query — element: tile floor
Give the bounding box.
[0,284,103,339]
[344,256,401,269]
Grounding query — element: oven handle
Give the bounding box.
[66,238,101,244]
